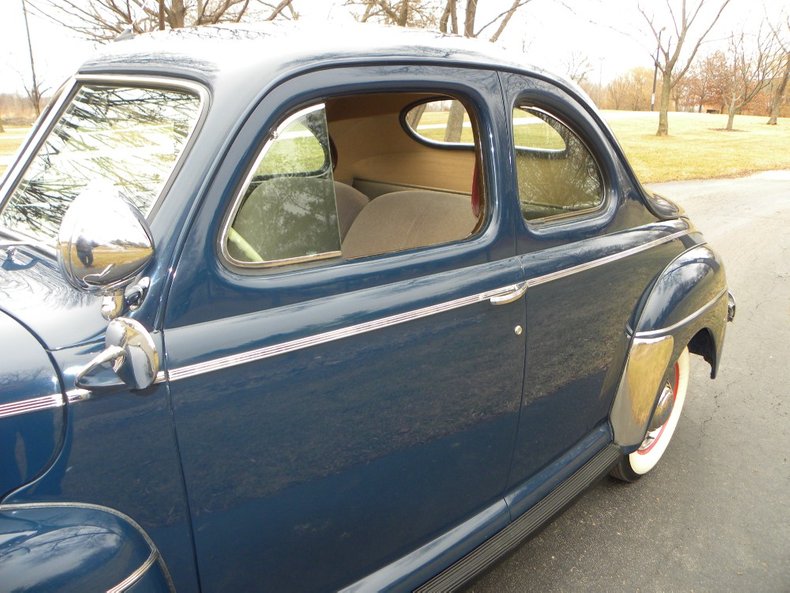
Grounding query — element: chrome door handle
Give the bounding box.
[488,281,528,305]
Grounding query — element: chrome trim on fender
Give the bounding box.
[526,229,692,287]
[170,229,691,382]
[0,501,174,593]
[635,287,728,338]
[611,334,675,447]
[0,393,64,419]
[106,551,158,593]
[168,281,528,382]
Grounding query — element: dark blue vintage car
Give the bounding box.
[0,23,733,593]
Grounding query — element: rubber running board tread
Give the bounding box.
[414,444,621,593]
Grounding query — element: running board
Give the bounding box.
[415,444,621,592]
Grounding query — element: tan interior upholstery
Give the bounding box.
[334,181,369,240]
[342,190,476,259]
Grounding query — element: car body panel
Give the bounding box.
[0,310,65,498]
[162,63,527,593]
[0,22,732,593]
[0,503,172,593]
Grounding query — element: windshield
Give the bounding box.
[0,83,201,246]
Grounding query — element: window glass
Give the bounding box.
[0,84,201,245]
[226,104,341,265]
[513,106,603,221]
[403,99,474,145]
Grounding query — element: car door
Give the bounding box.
[163,66,526,592]
[499,72,690,510]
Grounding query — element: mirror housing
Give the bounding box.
[76,317,160,391]
[57,190,154,294]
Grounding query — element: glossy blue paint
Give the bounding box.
[5,338,200,593]
[0,248,104,349]
[162,62,526,591]
[0,22,733,593]
[635,244,727,333]
[0,310,64,498]
[0,503,171,592]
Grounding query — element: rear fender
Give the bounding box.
[0,502,174,593]
[611,244,729,448]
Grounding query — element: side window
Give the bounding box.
[224,93,486,269]
[225,104,341,266]
[403,99,474,145]
[513,106,603,222]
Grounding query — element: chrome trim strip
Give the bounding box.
[0,393,64,419]
[168,281,527,382]
[169,229,690,382]
[526,229,691,287]
[0,502,171,593]
[610,334,675,447]
[106,551,158,593]
[635,287,728,338]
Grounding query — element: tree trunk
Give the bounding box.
[767,54,789,125]
[464,0,477,38]
[444,101,465,143]
[725,101,737,131]
[396,0,409,27]
[169,0,186,28]
[439,0,457,34]
[656,72,672,136]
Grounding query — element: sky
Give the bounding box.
[0,0,785,95]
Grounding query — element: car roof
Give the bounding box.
[77,21,561,90]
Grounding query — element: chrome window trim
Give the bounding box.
[219,103,343,269]
[399,97,477,150]
[0,75,209,253]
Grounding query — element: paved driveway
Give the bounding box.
[462,172,790,593]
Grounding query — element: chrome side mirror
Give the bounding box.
[57,190,154,293]
[77,317,160,391]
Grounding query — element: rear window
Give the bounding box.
[403,99,474,145]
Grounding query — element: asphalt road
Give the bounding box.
[462,172,790,593]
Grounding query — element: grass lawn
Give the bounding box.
[602,111,790,183]
[2,111,789,183]
[0,126,31,177]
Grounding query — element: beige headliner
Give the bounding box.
[326,93,476,195]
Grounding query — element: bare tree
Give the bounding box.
[722,29,782,131]
[679,50,728,112]
[564,51,593,85]
[766,13,789,125]
[348,0,532,42]
[348,0,436,28]
[639,0,732,136]
[27,0,297,42]
[607,67,653,111]
[21,0,46,117]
